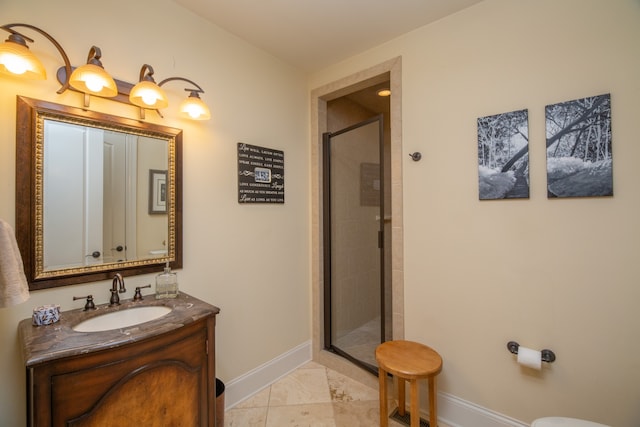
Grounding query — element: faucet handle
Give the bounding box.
[109,288,120,306]
[133,284,152,301]
[73,295,96,311]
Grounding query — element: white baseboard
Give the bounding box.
[438,391,529,427]
[223,340,312,410]
[223,342,529,427]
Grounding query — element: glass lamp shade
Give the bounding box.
[0,40,46,79]
[129,80,169,109]
[179,95,211,120]
[69,63,117,97]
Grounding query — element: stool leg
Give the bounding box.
[410,379,419,427]
[379,368,388,427]
[428,376,437,427]
[397,377,406,416]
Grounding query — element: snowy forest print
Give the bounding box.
[477,109,529,200]
[546,93,612,198]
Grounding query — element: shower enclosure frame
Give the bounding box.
[322,114,386,374]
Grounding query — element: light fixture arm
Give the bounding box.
[158,76,205,94]
[138,63,156,82]
[85,46,104,66]
[0,23,72,94]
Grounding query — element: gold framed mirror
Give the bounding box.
[15,96,183,290]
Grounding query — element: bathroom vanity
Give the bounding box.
[18,292,220,427]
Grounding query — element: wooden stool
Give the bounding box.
[376,340,443,427]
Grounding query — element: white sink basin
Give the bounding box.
[73,306,172,332]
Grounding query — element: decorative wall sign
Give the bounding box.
[148,169,167,214]
[237,142,285,203]
[477,109,530,200]
[545,93,612,198]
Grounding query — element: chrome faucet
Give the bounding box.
[109,273,127,306]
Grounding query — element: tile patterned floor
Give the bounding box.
[225,361,449,427]
[334,318,380,368]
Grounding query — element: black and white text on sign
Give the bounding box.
[237,142,285,204]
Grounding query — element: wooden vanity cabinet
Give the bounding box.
[27,316,216,427]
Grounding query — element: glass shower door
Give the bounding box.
[322,114,385,373]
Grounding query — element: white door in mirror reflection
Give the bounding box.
[103,131,139,263]
[43,121,137,270]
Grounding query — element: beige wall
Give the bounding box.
[310,0,640,426]
[0,0,310,425]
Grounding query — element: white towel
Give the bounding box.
[0,218,30,307]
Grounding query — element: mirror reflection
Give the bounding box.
[42,120,169,271]
[16,96,183,290]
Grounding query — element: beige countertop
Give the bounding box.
[18,292,220,367]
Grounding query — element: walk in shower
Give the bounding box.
[322,109,391,373]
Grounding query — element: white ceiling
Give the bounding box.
[173,0,484,72]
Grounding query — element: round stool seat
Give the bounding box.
[376,340,443,427]
[376,340,443,379]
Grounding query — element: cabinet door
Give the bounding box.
[49,323,208,427]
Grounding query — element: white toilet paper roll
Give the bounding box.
[517,346,542,370]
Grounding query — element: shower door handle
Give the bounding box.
[378,230,383,249]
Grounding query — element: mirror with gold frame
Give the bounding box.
[15,96,182,290]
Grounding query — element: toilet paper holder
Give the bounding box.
[507,341,556,363]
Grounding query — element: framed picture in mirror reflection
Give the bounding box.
[149,169,168,214]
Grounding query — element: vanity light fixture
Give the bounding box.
[0,23,210,121]
[58,63,211,121]
[158,77,211,121]
[0,23,72,93]
[179,91,211,120]
[129,64,169,110]
[130,66,211,120]
[0,30,45,78]
[0,23,115,104]
[68,46,118,106]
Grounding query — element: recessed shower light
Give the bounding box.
[377,88,391,97]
